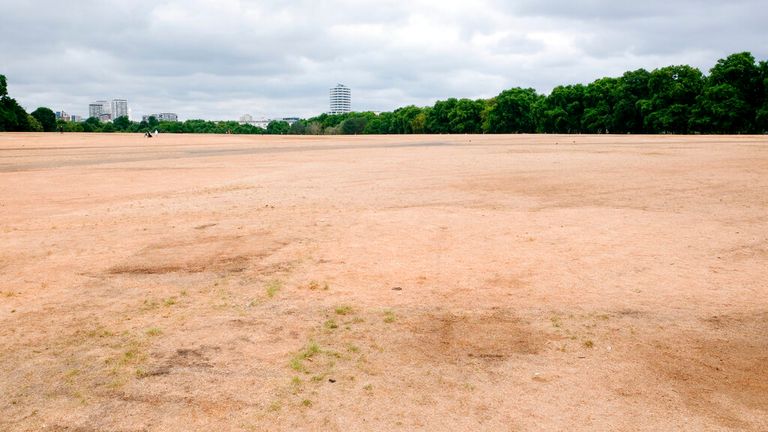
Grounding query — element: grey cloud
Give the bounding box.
[1,0,766,120]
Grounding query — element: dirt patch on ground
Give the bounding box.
[107,234,288,275]
[406,310,548,362]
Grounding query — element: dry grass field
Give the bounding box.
[1,133,767,431]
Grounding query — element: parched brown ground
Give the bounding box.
[1,133,767,431]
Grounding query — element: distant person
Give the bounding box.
[145,131,153,138]
[58,125,64,134]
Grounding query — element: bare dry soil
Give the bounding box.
[1,133,767,431]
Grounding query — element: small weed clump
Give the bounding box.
[334,305,353,315]
[324,319,338,330]
[265,279,283,298]
[550,316,562,328]
[383,310,396,323]
[307,280,329,290]
[146,327,162,337]
[290,342,321,372]
[583,340,594,349]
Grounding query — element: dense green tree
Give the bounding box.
[266,120,290,135]
[581,77,619,133]
[612,69,650,133]
[690,84,751,133]
[640,65,704,133]
[756,60,768,132]
[0,74,32,132]
[388,106,424,134]
[30,107,56,132]
[289,120,308,135]
[27,114,43,132]
[483,87,540,133]
[426,98,458,133]
[80,117,105,132]
[411,111,427,134]
[448,99,484,133]
[112,115,131,131]
[536,84,585,133]
[341,116,367,134]
[63,121,84,132]
[0,97,30,131]
[690,52,762,133]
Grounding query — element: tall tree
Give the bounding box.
[0,74,32,132]
[537,84,585,133]
[483,87,540,133]
[112,115,131,131]
[582,77,619,133]
[266,120,290,135]
[690,52,761,133]
[448,99,484,133]
[756,60,768,132]
[640,65,704,133]
[612,69,650,133]
[425,98,458,133]
[31,107,56,132]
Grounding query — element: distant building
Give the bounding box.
[88,100,109,119]
[55,111,71,122]
[329,84,351,115]
[239,115,300,128]
[111,99,128,119]
[253,118,271,129]
[98,113,112,122]
[142,113,179,122]
[70,115,83,122]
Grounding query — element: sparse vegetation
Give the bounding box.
[383,310,396,323]
[324,319,338,330]
[335,305,353,315]
[583,340,594,349]
[550,316,562,328]
[268,401,281,412]
[290,342,321,372]
[265,279,283,298]
[146,327,162,337]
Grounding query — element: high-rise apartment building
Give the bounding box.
[329,84,351,115]
[88,100,109,119]
[111,99,128,119]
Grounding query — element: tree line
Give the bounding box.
[292,52,767,135]
[2,51,767,135]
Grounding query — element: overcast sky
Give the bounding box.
[1,0,766,120]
